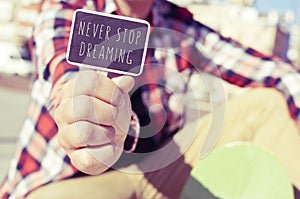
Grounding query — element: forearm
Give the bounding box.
[32,1,81,111]
[215,47,300,123]
[194,22,300,124]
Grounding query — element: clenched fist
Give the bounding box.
[54,70,135,175]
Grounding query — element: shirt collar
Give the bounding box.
[103,0,159,26]
[104,0,117,13]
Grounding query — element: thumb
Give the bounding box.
[112,76,135,93]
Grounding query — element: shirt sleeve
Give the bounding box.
[188,21,300,123]
[31,0,140,151]
[32,0,81,110]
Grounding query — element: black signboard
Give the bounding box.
[67,9,150,76]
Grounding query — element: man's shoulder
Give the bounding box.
[156,0,194,24]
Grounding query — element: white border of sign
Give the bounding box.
[66,9,150,76]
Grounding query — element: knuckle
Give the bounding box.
[82,125,116,146]
[57,128,68,149]
[73,71,99,96]
[53,105,64,125]
[54,97,72,123]
[81,70,99,79]
[57,135,65,149]
[60,81,71,95]
[82,70,99,84]
[108,106,118,125]
[76,151,97,172]
[76,121,93,143]
[73,96,93,120]
[95,104,116,125]
[53,108,61,124]
[108,106,117,124]
[111,87,123,106]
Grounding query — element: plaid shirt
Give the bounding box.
[1,0,300,198]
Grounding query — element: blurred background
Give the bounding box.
[0,0,299,182]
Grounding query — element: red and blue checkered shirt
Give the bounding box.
[1,0,300,198]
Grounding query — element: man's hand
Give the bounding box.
[54,70,135,175]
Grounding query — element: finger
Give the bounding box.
[111,76,135,93]
[67,144,121,175]
[114,95,132,134]
[61,70,124,106]
[55,95,117,126]
[58,121,115,150]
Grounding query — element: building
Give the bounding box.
[186,2,291,60]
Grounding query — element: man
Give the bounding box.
[1,0,300,198]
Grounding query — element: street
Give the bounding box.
[0,78,30,182]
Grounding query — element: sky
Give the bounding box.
[255,0,299,23]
